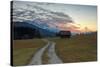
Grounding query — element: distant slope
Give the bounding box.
[13,22,57,37]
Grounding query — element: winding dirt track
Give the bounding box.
[29,42,49,65]
[48,42,62,64]
[29,39,62,65]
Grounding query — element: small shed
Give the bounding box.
[58,31,71,38]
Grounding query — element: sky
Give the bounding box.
[13,1,97,33]
[35,2,97,33]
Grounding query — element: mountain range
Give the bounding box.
[12,1,74,37]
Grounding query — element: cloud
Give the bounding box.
[13,1,76,33]
[55,23,82,33]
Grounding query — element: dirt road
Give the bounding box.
[29,39,62,65]
[29,42,49,65]
[48,42,62,64]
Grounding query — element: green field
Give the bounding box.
[13,33,97,65]
[13,39,46,66]
[49,33,97,63]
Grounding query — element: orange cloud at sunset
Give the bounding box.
[53,22,96,33]
[55,22,81,33]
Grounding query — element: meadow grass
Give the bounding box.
[42,49,49,64]
[13,33,97,65]
[13,39,46,66]
[49,33,97,63]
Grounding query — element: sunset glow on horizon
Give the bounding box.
[14,1,97,33]
[53,21,97,33]
[38,3,97,33]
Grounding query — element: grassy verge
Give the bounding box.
[13,39,46,66]
[42,49,49,64]
[49,33,97,63]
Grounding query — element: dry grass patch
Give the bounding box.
[13,39,46,66]
[50,33,97,63]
